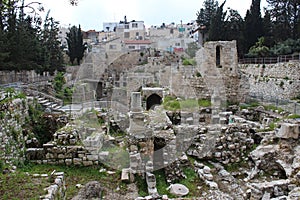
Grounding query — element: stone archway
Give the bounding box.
[146,93,162,110]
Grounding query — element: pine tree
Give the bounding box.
[208,0,226,41]
[243,0,263,54]
[266,0,300,41]
[66,25,86,65]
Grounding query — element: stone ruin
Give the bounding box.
[1,40,300,199]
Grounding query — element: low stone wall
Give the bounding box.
[239,61,300,99]
[0,70,51,84]
[26,124,106,166]
[35,171,66,200]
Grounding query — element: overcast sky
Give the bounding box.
[27,0,268,31]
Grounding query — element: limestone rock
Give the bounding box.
[276,123,299,139]
[72,181,103,200]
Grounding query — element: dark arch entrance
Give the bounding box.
[146,93,162,110]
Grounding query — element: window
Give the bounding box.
[140,46,146,50]
[132,23,138,28]
[216,45,221,67]
[124,32,130,38]
[136,32,139,36]
[175,43,180,47]
[109,45,116,49]
[129,46,135,49]
[124,24,129,29]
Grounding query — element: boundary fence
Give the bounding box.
[239,53,300,64]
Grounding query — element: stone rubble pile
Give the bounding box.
[164,153,189,183]
[188,124,257,165]
[195,161,218,190]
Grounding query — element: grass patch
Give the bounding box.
[182,58,196,66]
[16,163,124,199]
[287,114,300,119]
[0,171,49,200]
[163,96,211,111]
[239,101,260,109]
[135,174,148,197]
[224,160,248,173]
[198,99,211,107]
[177,167,207,197]
[153,169,175,198]
[264,104,284,113]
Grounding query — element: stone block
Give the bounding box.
[73,158,82,165]
[87,154,98,161]
[83,161,93,166]
[121,168,130,182]
[57,154,65,159]
[276,123,299,139]
[65,159,72,166]
[99,151,109,160]
[58,160,65,165]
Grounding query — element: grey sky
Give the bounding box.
[31,0,268,31]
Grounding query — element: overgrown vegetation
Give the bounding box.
[0,163,125,199]
[52,72,73,104]
[0,88,26,105]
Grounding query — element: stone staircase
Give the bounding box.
[37,96,62,112]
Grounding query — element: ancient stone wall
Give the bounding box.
[26,124,105,166]
[0,96,32,165]
[239,61,300,99]
[0,70,51,84]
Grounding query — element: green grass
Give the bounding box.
[198,99,211,107]
[153,169,175,198]
[163,96,211,111]
[287,114,300,119]
[0,170,49,200]
[135,174,148,196]
[224,161,248,173]
[177,167,206,197]
[14,163,125,200]
[182,58,197,66]
[263,104,284,113]
[239,101,260,109]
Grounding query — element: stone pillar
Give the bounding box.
[131,92,142,112]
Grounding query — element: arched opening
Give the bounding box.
[216,45,221,68]
[146,93,162,110]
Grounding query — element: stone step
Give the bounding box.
[39,99,49,104]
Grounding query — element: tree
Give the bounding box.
[247,37,271,57]
[243,0,264,53]
[208,0,227,41]
[223,9,244,55]
[196,0,218,28]
[66,25,86,65]
[196,0,219,43]
[41,10,64,74]
[266,0,300,41]
[262,10,274,47]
